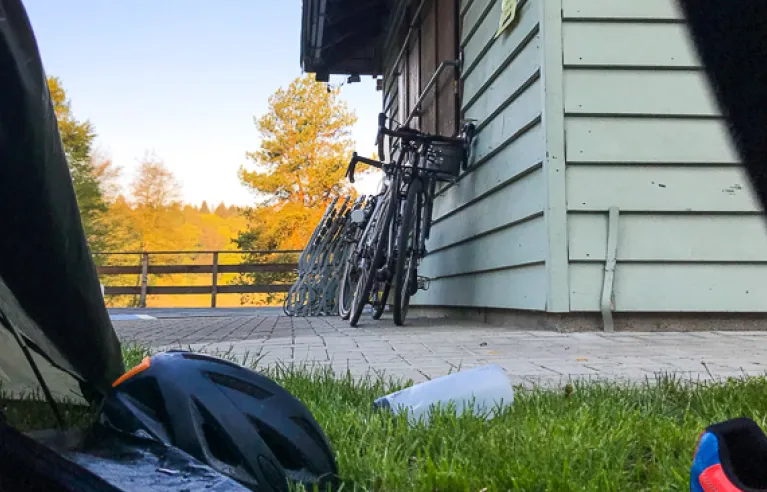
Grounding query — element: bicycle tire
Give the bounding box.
[393,178,422,326]
[338,258,355,320]
[350,197,394,327]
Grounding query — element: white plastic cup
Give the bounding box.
[373,364,514,425]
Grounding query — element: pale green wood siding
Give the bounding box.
[560,0,767,312]
[413,0,549,309]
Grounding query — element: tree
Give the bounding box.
[239,74,356,208]
[235,75,357,303]
[48,76,111,251]
[131,153,180,209]
[214,202,229,218]
[237,74,357,251]
[200,201,211,214]
[91,148,122,203]
[130,154,184,251]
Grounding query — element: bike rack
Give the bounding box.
[284,195,369,317]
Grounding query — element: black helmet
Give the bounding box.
[100,350,338,491]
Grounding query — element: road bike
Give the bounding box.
[342,151,401,326]
[376,114,476,325]
[343,114,475,326]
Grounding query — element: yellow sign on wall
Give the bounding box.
[495,0,518,38]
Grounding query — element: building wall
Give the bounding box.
[405,0,549,309]
[559,0,767,312]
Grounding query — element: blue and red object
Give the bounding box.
[691,418,767,492]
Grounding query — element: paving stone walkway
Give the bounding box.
[113,314,767,387]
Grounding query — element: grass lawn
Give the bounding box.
[3,344,767,491]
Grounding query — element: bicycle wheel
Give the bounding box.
[371,281,390,320]
[350,198,394,327]
[393,178,422,326]
[338,257,356,320]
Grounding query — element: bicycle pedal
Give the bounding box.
[417,276,431,291]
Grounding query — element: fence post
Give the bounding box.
[211,252,219,308]
[139,253,149,308]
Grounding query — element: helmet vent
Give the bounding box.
[201,420,241,468]
[290,416,329,455]
[249,418,303,471]
[192,397,243,468]
[121,378,173,440]
[207,372,274,400]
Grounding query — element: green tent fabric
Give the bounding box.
[0,0,124,401]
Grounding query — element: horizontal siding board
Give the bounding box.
[563,23,700,68]
[567,166,761,212]
[429,167,546,250]
[413,264,547,309]
[570,263,767,312]
[463,29,540,114]
[564,70,720,116]
[434,121,543,220]
[565,118,739,164]
[420,216,547,278]
[562,0,684,20]
[569,213,767,262]
[461,0,495,45]
[460,0,474,17]
[462,0,539,89]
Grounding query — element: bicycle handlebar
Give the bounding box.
[345,152,386,183]
[376,112,471,152]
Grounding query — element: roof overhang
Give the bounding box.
[301,0,390,80]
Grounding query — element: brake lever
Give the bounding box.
[345,153,358,183]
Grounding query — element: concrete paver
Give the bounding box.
[112,314,767,387]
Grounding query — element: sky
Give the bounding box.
[23,0,382,206]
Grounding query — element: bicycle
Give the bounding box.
[374,113,476,325]
[342,114,475,326]
[343,152,401,326]
[338,194,376,320]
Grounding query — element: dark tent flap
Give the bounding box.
[0,0,124,395]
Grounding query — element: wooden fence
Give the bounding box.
[94,250,301,308]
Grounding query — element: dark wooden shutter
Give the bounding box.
[384,0,459,137]
[419,1,438,134]
[436,0,459,137]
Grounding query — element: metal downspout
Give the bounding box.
[600,207,619,332]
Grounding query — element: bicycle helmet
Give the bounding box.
[99,350,338,491]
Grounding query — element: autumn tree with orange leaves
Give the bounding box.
[234,75,357,301]
[236,74,357,251]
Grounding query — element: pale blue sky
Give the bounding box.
[24,0,381,205]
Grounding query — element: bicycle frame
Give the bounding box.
[380,153,408,278]
[398,140,437,261]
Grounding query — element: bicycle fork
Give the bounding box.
[414,175,437,292]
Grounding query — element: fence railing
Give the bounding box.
[93,250,301,308]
